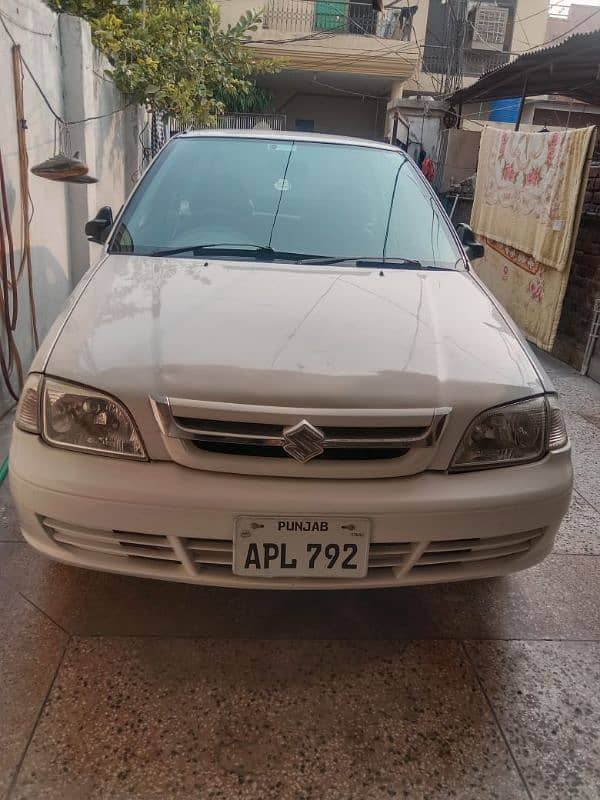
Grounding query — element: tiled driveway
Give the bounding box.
[1,350,599,799]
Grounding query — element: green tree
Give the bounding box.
[47,0,279,121]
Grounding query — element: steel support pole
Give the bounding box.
[515,76,528,131]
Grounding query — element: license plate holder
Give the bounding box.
[233,516,371,578]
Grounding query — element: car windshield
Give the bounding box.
[110,136,462,268]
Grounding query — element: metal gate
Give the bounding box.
[148,112,287,160]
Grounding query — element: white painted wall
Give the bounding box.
[0,0,70,415]
[0,0,141,414]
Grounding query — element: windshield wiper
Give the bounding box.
[300,256,450,270]
[150,243,276,258]
[147,245,451,270]
[149,243,323,260]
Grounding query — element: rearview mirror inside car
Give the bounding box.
[85,206,113,244]
[456,223,485,261]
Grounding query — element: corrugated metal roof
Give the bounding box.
[449,28,600,107]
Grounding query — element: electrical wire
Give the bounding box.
[512,4,532,51]
[263,44,420,78]
[523,6,600,51]
[0,14,131,127]
[514,0,569,26]
[0,42,43,402]
[0,8,56,37]
[253,3,421,63]
[398,0,444,93]
[310,76,386,99]
[255,32,419,62]
[443,67,600,130]
[0,149,24,401]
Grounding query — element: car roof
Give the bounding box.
[176,128,401,152]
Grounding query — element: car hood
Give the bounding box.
[44,255,542,458]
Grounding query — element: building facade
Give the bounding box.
[216,0,419,137]
[216,0,599,143]
[404,0,549,97]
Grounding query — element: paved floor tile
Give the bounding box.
[1,346,598,800]
[0,410,14,464]
[539,354,600,425]
[563,411,600,508]
[554,490,600,555]
[11,638,527,800]
[2,543,599,641]
[0,485,22,543]
[466,640,600,800]
[0,580,68,799]
[0,411,16,543]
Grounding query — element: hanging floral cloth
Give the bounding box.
[471,125,596,350]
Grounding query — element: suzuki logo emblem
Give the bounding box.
[282,420,325,463]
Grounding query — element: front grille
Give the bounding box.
[152,397,449,459]
[174,416,430,453]
[195,441,409,460]
[176,418,427,441]
[150,397,452,477]
[370,529,546,573]
[43,519,546,582]
[44,519,180,568]
[186,537,233,568]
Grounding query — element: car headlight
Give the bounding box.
[16,374,147,460]
[450,394,568,472]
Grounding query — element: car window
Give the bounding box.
[111,137,462,267]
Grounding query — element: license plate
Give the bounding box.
[233,517,370,578]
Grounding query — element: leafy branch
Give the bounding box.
[47,0,280,120]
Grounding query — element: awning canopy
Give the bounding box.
[448,29,600,107]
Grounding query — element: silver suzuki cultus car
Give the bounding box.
[11,131,572,588]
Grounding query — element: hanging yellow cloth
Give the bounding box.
[471,125,596,350]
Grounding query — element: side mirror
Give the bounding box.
[85,205,113,244]
[456,223,485,261]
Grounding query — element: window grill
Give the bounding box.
[471,3,509,50]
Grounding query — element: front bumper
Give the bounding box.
[9,431,573,589]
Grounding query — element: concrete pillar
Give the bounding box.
[385,81,406,138]
[58,14,98,285]
[390,80,404,102]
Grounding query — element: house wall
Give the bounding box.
[512,0,548,52]
[274,92,386,138]
[531,107,600,130]
[0,0,69,417]
[436,128,481,192]
[546,4,600,43]
[0,0,141,415]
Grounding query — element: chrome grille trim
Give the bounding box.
[150,396,451,451]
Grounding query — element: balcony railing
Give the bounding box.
[422,48,510,78]
[464,49,510,76]
[167,114,287,136]
[263,0,409,39]
[423,48,510,77]
[195,113,287,131]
